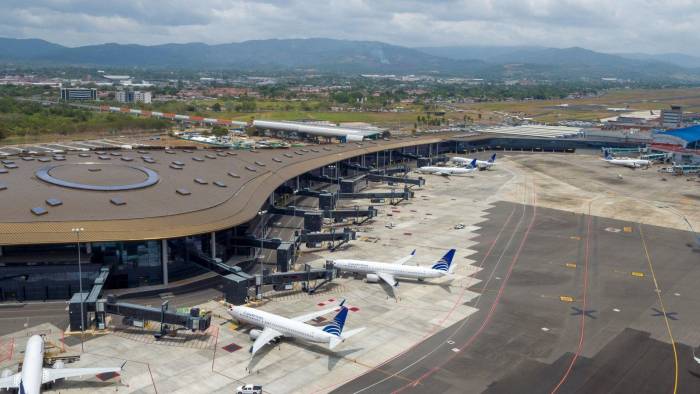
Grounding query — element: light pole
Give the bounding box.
[71,227,85,352]
[256,210,268,301]
[257,210,268,276]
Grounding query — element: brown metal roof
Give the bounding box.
[0,134,451,245]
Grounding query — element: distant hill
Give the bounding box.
[617,52,700,69]
[415,45,699,81]
[0,37,485,75]
[0,37,698,81]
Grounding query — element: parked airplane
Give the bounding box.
[0,335,122,394]
[602,151,651,169]
[417,160,477,177]
[229,300,365,357]
[332,249,456,288]
[453,153,497,169]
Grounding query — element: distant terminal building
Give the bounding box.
[116,90,152,104]
[661,105,683,129]
[60,87,97,101]
[652,125,700,164]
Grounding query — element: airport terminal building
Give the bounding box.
[0,135,450,301]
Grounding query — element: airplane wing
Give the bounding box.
[251,327,283,356]
[377,272,398,287]
[392,250,416,265]
[292,305,341,323]
[42,366,121,384]
[0,373,20,389]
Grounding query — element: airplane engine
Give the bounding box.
[249,329,263,341]
[1,369,12,378]
[366,273,380,283]
[52,360,65,369]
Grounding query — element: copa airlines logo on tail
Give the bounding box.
[431,249,456,272]
[322,301,348,336]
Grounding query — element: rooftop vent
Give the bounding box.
[194,178,208,185]
[213,181,227,188]
[205,154,217,159]
[245,166,257,172]
[110,152,122,156]
[46,198,63,207]
[21,157,35,161]
[165,150,175,154]
[121,157,133,162]
[176,188,191,196]
[228,172,240,178]
[53,156,66,161]
[4,163,18,169]
[79,153,91,157]
[284,153,294,158]
[0,182,6,191]
[110,197,126,206]
[98,155,111,160]
[254,161,266,167]
[38,157,51,162]
[272,157,282,163]
[0,169,8,174]
[31,207,48,216]
[192,157,204,162]
[172,161,184,166]
[182,149,193,153]
[144,158,156,164]
[227,152,237,156]
[170,164,183,170]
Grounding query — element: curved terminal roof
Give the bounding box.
[0,134,449,245]
[655,125,700,147]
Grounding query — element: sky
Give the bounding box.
[0,0,698,54]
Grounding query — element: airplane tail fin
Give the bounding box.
[431,249,456,272]
[604,150,612,160]
[322,306,348,337]
[469,159,477,169]
[489,153,496,163]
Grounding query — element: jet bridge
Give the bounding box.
[68,267,211,333]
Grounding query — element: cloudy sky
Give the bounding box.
[0,0,697,54]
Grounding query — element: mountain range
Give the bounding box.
[0,37,698,81]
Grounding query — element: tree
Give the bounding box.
[212,102,222,112]
[211,125,229,137]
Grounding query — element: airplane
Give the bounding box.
[602,150,651,169]
[332,249,456,288]
[452,153,497,169]
[0,335,122,394]
[417,159,477,177]
[228,300,365,357]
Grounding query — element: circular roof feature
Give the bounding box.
[36,163,160,191]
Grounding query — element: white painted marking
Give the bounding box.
[446,340,455,345]
[541,327,550,332]
[674,293,680,296]
[495,276,502,280]
[613,308,621,312]
[451,348,460,353]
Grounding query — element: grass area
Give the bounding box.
[458,87,700,123]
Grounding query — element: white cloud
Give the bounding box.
[0,0,698,54]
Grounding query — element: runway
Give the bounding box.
[334,200,700,393]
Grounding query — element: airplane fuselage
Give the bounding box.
[603,158,651,168]
[452,157,494,169]
[20,336,44,394]
[417,166,475,175]
[333,259,446,280]
[230,306,334,345]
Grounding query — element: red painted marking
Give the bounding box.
[550,213,593,394]
[317,303,326,307]
[328,298,336,302]
[96,371,120,381]
[310,202,521,394]
[222,343,242,353]
[392,183,538,393]
[349,307,360,312]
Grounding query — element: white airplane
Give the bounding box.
[0,335,122,394]
[452,153,497,169]
[228,300,365,357]
[333,249,456,288]
[417,160,477,177]
[602,151,651,169]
